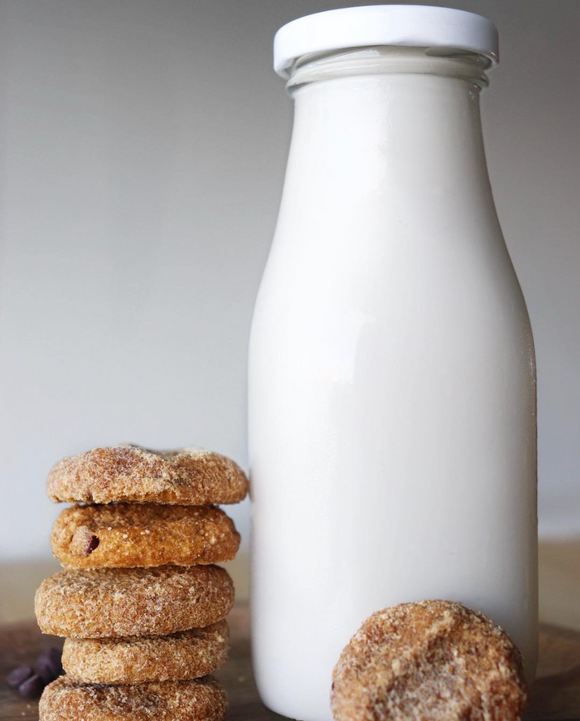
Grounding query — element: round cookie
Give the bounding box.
[331,600,527,721]
[47,445,249,505]
[39,676,228,721]
[35,565,234,639]
[62,621,229,684]
[51,503,240,569]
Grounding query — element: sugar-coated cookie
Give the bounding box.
[51,503,240,569]
[39,676,228,721]
[62,621,229,684]
[47,445,249,505]
[331,600,527,721]
[35,565,234,638]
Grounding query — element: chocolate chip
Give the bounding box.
[36,647,63,682]
[86,534,100,554]
[18,674,45,699]
[7,665,33,689]
[71,526,100,556]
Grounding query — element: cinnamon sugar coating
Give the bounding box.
[35,565,234,638]
[331,600,528,721]
[51,503,240,569]
[39,675,228,721]
[62,621,229,684]
[47,445,249,505]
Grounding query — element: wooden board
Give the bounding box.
[2,604,580,720]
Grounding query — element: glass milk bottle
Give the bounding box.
[248,7,537,720]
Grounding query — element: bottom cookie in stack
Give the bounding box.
[39,677,228,721]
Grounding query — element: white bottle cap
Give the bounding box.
[274,5,499,77]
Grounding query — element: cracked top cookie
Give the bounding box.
[51,503,240,569]
[47,445,249,505]
[331,600,528,721]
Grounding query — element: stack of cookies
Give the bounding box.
[34,444,248,721]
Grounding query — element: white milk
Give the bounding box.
[249,45,537,721]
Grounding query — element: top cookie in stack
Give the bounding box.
[46,445,249,507]
[35,444,248,721]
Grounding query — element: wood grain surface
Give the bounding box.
[1,604,580,720]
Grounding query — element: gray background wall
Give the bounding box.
[0,0,578,559]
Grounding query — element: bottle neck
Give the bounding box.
[287,46,490,89]
[282,47,496,222]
